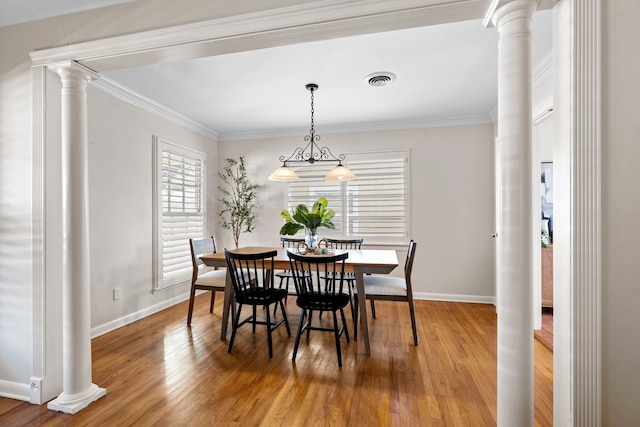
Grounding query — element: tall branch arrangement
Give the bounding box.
[218,157,260,248]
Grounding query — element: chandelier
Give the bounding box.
[268,83,356,182]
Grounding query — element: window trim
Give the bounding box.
[152,136,207,291]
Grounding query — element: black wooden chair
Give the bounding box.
[274,237,311,311]
[288,251,351,367]
[355,240,418,346]
[187,236,227,326]
[225,249,291,358]
[322,238,363,321]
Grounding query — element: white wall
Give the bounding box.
[86,86,218,331]
[218,125,496,300]
[0,30,34,398]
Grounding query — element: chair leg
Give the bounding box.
[266,304,273,358]
[370,299,376,318]
[353,296,358,340]
[306,310,313,340]
[187,286,197,326]
[284,277,290,303]
[231,299,236,325]
[228,304,243,353]
[292,309,307,362]
[274,276,287,316]
[408,299,418,346]
[347,280,356,323]
[280,300,291,336]
[252,305,257,333]
[333,310,343,367]
[339,308,350,343]
[209,290,216,313]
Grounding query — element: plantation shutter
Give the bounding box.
[286,163,342,235]
[154,137,206,290]
[345,152,409,240]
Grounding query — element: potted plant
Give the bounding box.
[218,156,260,248]
[279,197,335,248]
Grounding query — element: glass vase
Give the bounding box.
[305,228,319,248]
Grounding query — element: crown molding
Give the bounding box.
[90,77,219,140]
[532,50,553,88]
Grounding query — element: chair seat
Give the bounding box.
[238,287,288,305]
[296,293,351,312]
[194,269,227,287]
[362,275,408,296]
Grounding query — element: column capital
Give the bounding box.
[483,0,538,28]
[48,60,100,82]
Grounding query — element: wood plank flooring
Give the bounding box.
[0,295,553,426]
[534,308,554,350]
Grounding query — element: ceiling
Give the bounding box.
[0,0,136,27]
[4,1,553,140]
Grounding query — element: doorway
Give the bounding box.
[534,111,554,349]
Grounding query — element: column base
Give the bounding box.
[47,383,106,414]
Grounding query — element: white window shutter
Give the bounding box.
[154,137,206,290]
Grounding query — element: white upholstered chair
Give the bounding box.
[355,240,418,345]
[187,236,227,326]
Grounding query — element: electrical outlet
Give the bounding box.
[113,287,121,300]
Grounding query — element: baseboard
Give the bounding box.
[414,292,495,305]
[91,292,192,338]
[0,379,30,402]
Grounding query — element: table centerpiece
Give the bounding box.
[279,197,335,248]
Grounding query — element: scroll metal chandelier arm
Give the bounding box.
[278,138,346,165]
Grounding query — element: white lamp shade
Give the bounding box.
[268,165,300,181]
[324,164,356,182]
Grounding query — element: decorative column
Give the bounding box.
[486,1,537,426]
[47,61,106,414]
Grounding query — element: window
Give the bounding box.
[153,136,206,290]
[286,150,409,245]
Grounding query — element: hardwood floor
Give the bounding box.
[534,308,554,350]
[0,295,553,426]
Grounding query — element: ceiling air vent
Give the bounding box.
[365,72,396,87]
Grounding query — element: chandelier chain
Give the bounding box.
[309,87,315,137]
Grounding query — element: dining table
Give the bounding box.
[199,246,399,356]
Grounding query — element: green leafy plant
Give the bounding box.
[279,197,335,236]
[218,157,260,248]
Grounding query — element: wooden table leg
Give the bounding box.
[354,266,371,356]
